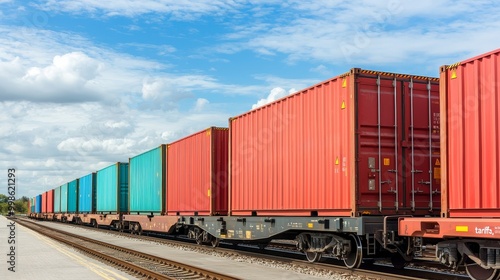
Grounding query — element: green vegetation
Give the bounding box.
[0,194,28,215]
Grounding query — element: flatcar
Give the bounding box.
[399,48,500,280]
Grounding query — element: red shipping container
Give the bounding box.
[440,48,500,218]
[47,189,54,213]
[230,68,440,217]
[42,191,47,213]
[166,127,229,215]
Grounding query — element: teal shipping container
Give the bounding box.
[129,145,166,213]
[96,162,129,213]
[54,186,61,213]
[60,183,68,213]
[30,197,35,213]
[67,179,78,213]
[78,173,96,213]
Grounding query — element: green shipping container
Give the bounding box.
[60,183,68,213]
[129,145,166,213]
[96,162,129,213]
[54,187,61,213]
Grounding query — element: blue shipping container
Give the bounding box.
[96,163,129,212]
[129,145,165,213]
[78,173,96,213]
[60,183,68,213]
[68,179,78,213]
[54,187,61,213]
[35,195,42,213]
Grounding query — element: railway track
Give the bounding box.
[12,217,239,280]
[19,217,469,280]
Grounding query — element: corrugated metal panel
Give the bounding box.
[67,179,78,213]
[166,127,229,216]
[35,195,42,213]
[42,192,47,213]
[230,68,440,216]
[47,190,54,213]
[96,163,129,212]
[441,48,500,217]
[60,183,68,213]
[129,146,165,213]
[78,173,95,213]
[54,187,61,213]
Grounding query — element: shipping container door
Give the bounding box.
[357,74,401,213]
[402,79,441,213]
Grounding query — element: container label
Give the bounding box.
[434,167,441,180]
[451,70,457,79]
[383,158,390,166]
[456,225,468,232]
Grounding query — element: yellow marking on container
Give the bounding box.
[456,226,468,232]
[435,159,441,166]
[434,167,441,180]
[341,100,346,109]
[207,189,211,197]
[451,70,457,79]
[246,231,252,239]
[206,129,211,135]
[307,223,314,228]
[384,158,390,166]
[342,78,347,88]
[335,157,339,165]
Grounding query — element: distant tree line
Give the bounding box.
[0,194,28,215]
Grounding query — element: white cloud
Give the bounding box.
[194,98,209,111]
[35,0,242,18]
[0,98,233,197]
[252,87,296,109]
[217,1,500,72]
[310,65,330,75]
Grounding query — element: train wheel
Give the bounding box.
[211,237,220,248]
[304,251,322,262]
[344,234,363,269]
[391,254,407,270]
[195,231,203,245]
[465,255,500,280]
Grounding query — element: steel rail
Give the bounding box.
[14,218,239,280]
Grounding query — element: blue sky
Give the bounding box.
[1,0,500,199]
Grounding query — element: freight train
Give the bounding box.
[27,48,500,280]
